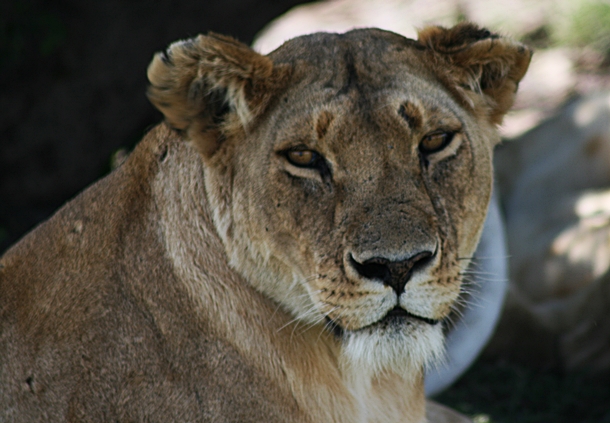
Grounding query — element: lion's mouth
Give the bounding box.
[383,306,440,326]
[325,306,439,337]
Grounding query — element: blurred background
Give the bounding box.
[0,0,304,252]
[2,0,610,422]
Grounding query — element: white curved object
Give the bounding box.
[425,192,508,396]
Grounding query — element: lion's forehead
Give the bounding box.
[270,28,424,72]
[269,32,432,102]
[271,57,468,148]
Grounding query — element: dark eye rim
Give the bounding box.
[418,131,456,155]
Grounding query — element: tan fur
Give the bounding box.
[0,24,530,422]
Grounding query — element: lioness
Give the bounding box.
[0,23,530,422]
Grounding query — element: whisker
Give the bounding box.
[298,307,339,338]
[276,304,321,334]
[467,253,511,261]
[460,275,507,284]
[460,268,500,275]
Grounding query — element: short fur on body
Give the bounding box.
[0,23,530,422]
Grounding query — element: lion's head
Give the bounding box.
[147,24,530,378]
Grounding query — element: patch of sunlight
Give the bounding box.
[472,414,492,423]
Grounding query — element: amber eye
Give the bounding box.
[419,132,455,154]
[286,149,318,167]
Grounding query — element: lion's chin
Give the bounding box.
[339,317,445,383]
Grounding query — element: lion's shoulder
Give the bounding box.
[0,123,298,421]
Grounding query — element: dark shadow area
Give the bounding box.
[437,357,610,423]
[0,0,303,253]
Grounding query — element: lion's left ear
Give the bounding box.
[418,23,532,124]
[147,33,290,158]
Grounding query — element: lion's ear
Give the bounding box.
[147,33,289,158]
[418,23,532,124]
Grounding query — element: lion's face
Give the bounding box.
[147,25,531,374]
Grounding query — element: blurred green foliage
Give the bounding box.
[555,0,610,56]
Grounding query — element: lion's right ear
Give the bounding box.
[147,33,290,158]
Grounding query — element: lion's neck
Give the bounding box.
[341,368,426,423]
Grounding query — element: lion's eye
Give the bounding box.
[286,149,319,167]
[419,132,455,155]
[281,147,331,181]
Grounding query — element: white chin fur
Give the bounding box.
[340,320,445,383]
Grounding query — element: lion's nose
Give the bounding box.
[348,250,435,294]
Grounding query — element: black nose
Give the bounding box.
[349,250,435,294]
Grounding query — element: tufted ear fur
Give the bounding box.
[147,33,290,158]
[418,23,532,125]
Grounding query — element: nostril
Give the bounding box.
[409,251,434,274]
[349,255,391,283]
